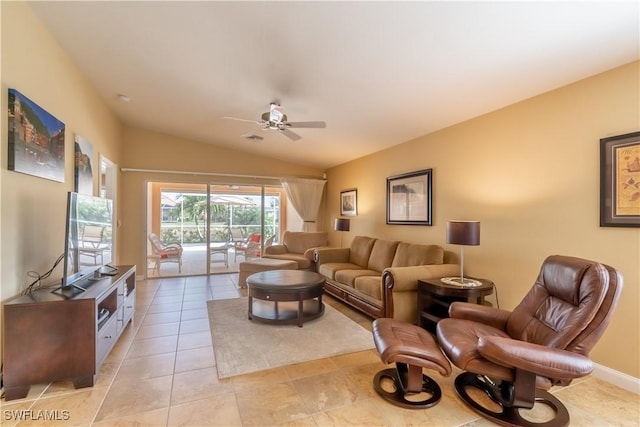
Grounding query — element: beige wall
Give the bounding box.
[118,126,325,272]
[1,2,122,299]
[1,1,637,382]
[325,62,640,378]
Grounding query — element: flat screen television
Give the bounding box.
[57,192,114,294]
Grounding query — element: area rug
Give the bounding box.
[207,297,375,378]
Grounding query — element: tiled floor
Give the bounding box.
[2,274,638,426]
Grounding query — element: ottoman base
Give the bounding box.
[372,318,452,409]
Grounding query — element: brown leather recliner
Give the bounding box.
[436,255,623,427]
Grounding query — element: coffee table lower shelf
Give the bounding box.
[249,299,325,326]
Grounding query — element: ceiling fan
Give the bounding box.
[224,102,326,141]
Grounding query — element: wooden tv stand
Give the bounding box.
[2,265,136,401]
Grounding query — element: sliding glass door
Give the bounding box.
[146,182,284,278]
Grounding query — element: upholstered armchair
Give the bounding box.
[436,255,623,427]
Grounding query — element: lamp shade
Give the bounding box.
[334,218,351,232]
[446,221,480,246]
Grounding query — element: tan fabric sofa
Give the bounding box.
[263,231,329,270]
[314,235,459,323]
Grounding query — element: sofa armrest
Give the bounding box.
[383,264,460,292]
[314,247,351,265]
[303,246,330,261]
[264,244,287,255]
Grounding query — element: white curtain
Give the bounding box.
[281,178,326,231]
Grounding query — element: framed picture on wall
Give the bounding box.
[600,131,640,227]
[386,169,432,225]
[340,188,357,216]
[74,134,94,195]
[7,88,65,182]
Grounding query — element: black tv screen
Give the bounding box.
[62,192,113,289]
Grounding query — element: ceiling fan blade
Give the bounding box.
[241,133,263,141]
[223,116,262,124]
[280,128,302,141]
[287,121,326,128]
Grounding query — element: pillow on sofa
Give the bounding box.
[349,236,377,267]
[391,243,443,267]
[367,239,399,272]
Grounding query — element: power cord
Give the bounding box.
[22,253,65,295]
[493,283,501,309]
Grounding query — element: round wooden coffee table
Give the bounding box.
[247,270,325,327]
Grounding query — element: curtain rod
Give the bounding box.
[120,167,326,180]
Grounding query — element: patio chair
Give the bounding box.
[234,233,261,261]
[228,227,245,246]
[148,232,183,273]
[78,225,106,265]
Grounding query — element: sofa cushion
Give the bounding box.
[354,276,383,301]
[283,231,328,254]
[318,263,361,281]
[391,243,444,267]
[349,236,376,267]
[335,269,380,286]
[367,239,399,272]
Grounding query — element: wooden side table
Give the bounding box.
[417,278,494,333]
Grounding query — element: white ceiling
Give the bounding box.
[28,1,639,170]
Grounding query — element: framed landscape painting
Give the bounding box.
[600,131,640,227]
[386,169,432,225]
[7,89,65,182]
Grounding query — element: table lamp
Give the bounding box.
[442,220,482,287]
[334,218,350,248]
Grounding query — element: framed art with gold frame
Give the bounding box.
[600,131,640,227]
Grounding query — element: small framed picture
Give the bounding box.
[600,131,640,227]
[387,169,432,225]
[340,188,357,216]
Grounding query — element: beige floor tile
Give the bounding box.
[179,317,210,333]
[283,358,338,381]
[126,335,178,359]
[293,370,362,413]
[92,407,169,427]
[330,349,381,369]
[142,310,182,326]
[235,381,310,426]
[18,388,107,426]
[168,392,242,426]
[147,302,183,314]
[134,321,180,340]
[231,367,291,394]
[94,375,173,422]
[312,397,391,427]
[180,307,208,320]
[114,352,176,384]
[170,367,234,405]
[177,330,212,351]
[1,399,38,427]
[181,300,208,311]
[174,346,215,373]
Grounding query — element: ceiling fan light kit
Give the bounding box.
[224,102,326,141]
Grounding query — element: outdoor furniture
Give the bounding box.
[234,232,261,261]
[78,225,107,265]
[210,243,229,267]
[148,233,183,273]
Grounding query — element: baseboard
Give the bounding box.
[592,363,640,394]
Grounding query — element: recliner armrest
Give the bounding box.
[478,336,594,381]
[449,302,510,330]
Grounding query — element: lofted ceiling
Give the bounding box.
[27,1,639,170]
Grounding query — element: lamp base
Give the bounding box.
[440,277,483,287]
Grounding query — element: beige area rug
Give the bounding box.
[208,297,374,378]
